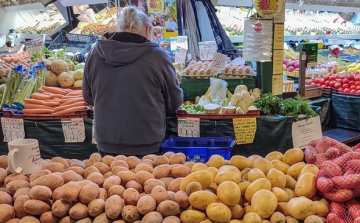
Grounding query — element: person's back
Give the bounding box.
[83,6,183,156]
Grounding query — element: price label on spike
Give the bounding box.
[61,118,85,143]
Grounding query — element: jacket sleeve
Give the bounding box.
[161,54,183,114]
[82,57,94,106]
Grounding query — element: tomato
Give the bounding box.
[349,81,356,86]
[350,89,357,94]
[357,86,360,91]
[313,78,319,84]
[355,76,360,82]
[336,79,343,84]
[310,83,316,86]
[324,80,330,86]
[343,84,350,89]
[329,76,337,81]
[329,81,336,87]
[325,75,330,81]
[350,85,357,90]
[344,88,351,93]
[321,85,327,89]
[334,82,342,89]
[349,74,355,81]
[339,87,344,92]
[343,78,349,84]
[356,81,360,86]
[357,90,360,94]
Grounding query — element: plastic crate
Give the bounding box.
[161,137,235,163]
[2,109,88,120]
[48,31,98,62]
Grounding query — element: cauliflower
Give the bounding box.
[57,72,75,87]
[234,85,248,94]
[250,88,261,99]
[45,71,59,86]
[230,97,239,106]
[50,59,69,75]
[73,69,83,80]
[74,79,82,88]
[240,90,250,100]
[236,99,248,114]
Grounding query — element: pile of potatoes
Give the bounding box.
[0,148,329,223]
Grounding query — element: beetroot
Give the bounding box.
[294,61,300,68]
[287,60,296,67]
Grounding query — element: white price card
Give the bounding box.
[1,118,25,142]
[61,118,86,143]
[170,36,188,51]
[25,38,44,55]
[210,53,227,72]
[174,47,187,64]
[178,118,200,137]
[199,41,217,61]
[292,116,322,149]
[92,119,97,144]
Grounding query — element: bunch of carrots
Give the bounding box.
[22,86,88,115]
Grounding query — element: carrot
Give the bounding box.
[55,102,86,112]
[51,106,86,115]
[23,109,54,114]
[31,93,51,100]
[24,103,56,110]
[41,86,67,95]
[67,91,82,96]
[41,91,53,95]
[60,98,84,105]
[61,96,82,100]
[38,88,47,93]
[23,99,46,105]
[44,101,61,107]
[49,94,64,99]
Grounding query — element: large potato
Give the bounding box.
[267,168,286,188]
[144,179,166,194]
[206,203,231,223]
[271,160,290,174]
[40,211,59,223]
[88,199,105,217]
[117,171,136,186]
[60,182,81,202]
[29,186,52,201]
[152,164,171,179]
[251,189,278,218]
[0,191,12,205]
[294,173,317,198]
[150,185,169,205]
[314,201,329,217]
[61,170,83,183]
[121,205,139,222]
[23,199,51,215]
[162,216,181,223]
[287,162,306,180]
[167,178,182,192]
[171,165,191,178]
[265,151,284,161]
[230,155,252,170]
[14,195,30,218]
[298,164,319,179]
[287,197,315,220]
[217,181,240,206]
[189,190,218,210]
[134,163,153,174]
[135,171,154,185]
[243,212,262,223]
[248,168,265,182]
[105,195,124,219]
[271,187,289,202]
[191,163,208,172]
[215,165,241,185]
[108,185,125,197]
[245,178,271,202]
[103,176,121,190]
[283,149,304,166]
[93,213,111,223]
[180,210,206,223]
[180,170,211,191]
[6,180,30,195]
[252,158,273,175]
[69,203,88,220]
[86,172,104,186]
[79,182,99,204]
[157,200,180,217]
[30,173,64,191]
[0,204,14,223]
[141,211,163,223]
[123,188,140,205]
[18,216,40,223]
[137,195,156,215]
[52,199,71,218]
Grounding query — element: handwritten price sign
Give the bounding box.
[199,41,217,61]
[174,47,187,64]
[232,118,257,145]
[210,53,227,72]
[25,38,44,55]
[178,118,200,137]
[61,118,86,143]
[1,118,25,142]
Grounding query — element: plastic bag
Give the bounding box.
[210,77,228,105]
[327,199,360,223]
[32,61,47,93]
[12,68,37,107]
[2,65,25,108]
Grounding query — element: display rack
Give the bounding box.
[60,0,108,7]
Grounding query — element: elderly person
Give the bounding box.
[83,6,183,157]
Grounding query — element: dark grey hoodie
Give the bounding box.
[83,32,183,155]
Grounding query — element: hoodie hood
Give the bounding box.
[96,32,158,67]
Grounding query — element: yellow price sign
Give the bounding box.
[232,118,257,145]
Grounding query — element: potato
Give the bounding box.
[304,215,323,223]
[86,172,104,186]
[230,204,244,219]
[137,195,156,215]
[285,216,299,223]
[93,213,111,223]
[144,179,166,194]
[270,212,285,223]
[43,162,66,173]
[285,175,297,190]
[167,178,182,192]
[102,155,115,166]
[247,168,265,182]
[267,168,286,189]
[115,155,127,160]
[216,165,242,185]
[79,182,99,204]
[59,216,75,223]
[163,152,175,159]
[154,156,169,166]
[84,166,100,178]
[6,180,30,195]
[158,177,173,188]
[110,160,129,169]
[92,162,110,175]
[245,178,271,202]
[30,173,64,191]
[150,185,169,205]
[18,216,40,223]
[0,155,8,169]
[181,170,212,191]
[169,154,186,165]
[123,188,140,205]
[314,201,329,217]
[295,173,317,198]
[287,197,315,220]
[266,151,284,161]
[121,205,139,222]
[152,164,171,179]
[4,174,28,186]
[185,182,202,195]
[0,191,12,205]
[283,148,304,166]
[69,203,88,220]
[189,190,218,210]
[117,171,136,186]
[24,199,51,215]
[97,188,108,201]
[271,187,288,202]
[167,191,175,202]
[105,195,124,219]
[184,162,195,170]
[75,218,92,223]
[0,168,7,185]
[174,191,189,209]
[142,211,163,223]
[284,188,295,200]
[163,216,181,223]
[271,160,290,174]
[61,170,83,183]
[135,171,154,185]
[252,158,273,175]
[112,166,129,175]
[5,218,20,223]
[14,195,30,218]
[217,181,240,206]
[243,212,262,223]
[40,211,59,223]
[66,167,84,177]
[13,188,30,202]
[30,186,52,201]
[230,155,252,170]
[157,200,180,217]
[238,182,251,197]
[102,175,120,190]
[171,165,191,178]
[60,182,81,202]
[0,204,14,223]
[89,153,102,165]
[88,199,105,217]
[251,190,278,218]
[299,164,319,179]
[126,180,143,193]
[180,210,206,223]
[134,163,153,174]
[108,185,125,197]
[52,199,71,218]
[125,156,141,169]
[29,170,51,182]
[191,163,208,172]
[206,203,231,223]
[276,202,288,216]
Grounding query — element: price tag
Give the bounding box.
[272,74,283,95]
[210,53,227,72]
[233,118,257,145]
[170,36,188,51]
[292,116,322,149]
[92,119,97,144]
[178,118,200,137]
[199,41,217,61]
[1,118,25,142]
[174,47,187,64]
[25,38,44,55]
[61,118,86,143]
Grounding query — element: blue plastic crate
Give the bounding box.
[161,137,235,163]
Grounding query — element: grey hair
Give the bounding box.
[117,6,153,37]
